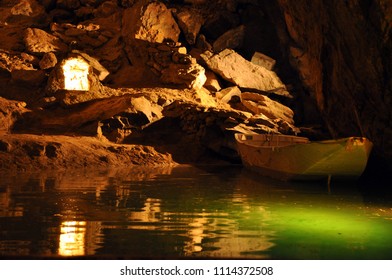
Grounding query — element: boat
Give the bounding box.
[234,133,373,181]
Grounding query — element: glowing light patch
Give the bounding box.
[62,57,90,91]
[59,221,86,256]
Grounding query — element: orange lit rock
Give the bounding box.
[160,61,207,90]
[122,1,180,44]
[241,92,295,125]
[24,28,68,55]
[175,8,205,45]
[201,49,291,97]
[39,52,57,70]
[0,97,28,135]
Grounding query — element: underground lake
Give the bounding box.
[1,165,392,260]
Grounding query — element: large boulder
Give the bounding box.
[201,49,291,97]
[175,8,205,45]
[122,1,180,44]
[0,97,28,135]
[24,28,68,55]
[5,0,48,26]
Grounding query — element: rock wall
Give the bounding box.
[263,0,392,169]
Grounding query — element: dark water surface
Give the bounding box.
[1,165,392,259]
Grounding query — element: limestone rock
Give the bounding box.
[0,134,175,170]
[160,60,207,90]
[216,86,241,104]
[194,87,217,107]
[11,69,46,87]
[72,51,109,81]
[0,50,34,72]
[241,92,294,124]
[212,25,245,53]
[39,52,57,70]
[195,34,212,52]
[24,28,68,55]
[0,26,25,52]
[251,52,276,71]
[93,0,120,18]
[122,1,180,44]
[0,97,29,134]
[6,0,48,26]
[203,70,221,92]
[201,49,291,97]
[129,96,163,123]
[175,8,205,45]
[10,0,45,17]
[56,0,81,10]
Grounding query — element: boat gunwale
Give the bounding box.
[234,133,373,181]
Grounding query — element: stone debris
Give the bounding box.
[216,86,241,104]
[251,52,276,71]
[203,70,221,92]
[175,8,205,45]
[0,0,312,167]
[0,97,29,135]
[201,49,291,97]
[72,50,109,81]
[24,28,68,54]
[240,92,294,124]
[39,52,58,70]
[122,1,180,44]
[147,42,207,89]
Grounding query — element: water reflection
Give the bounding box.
[59,221,86,256]
[1,166,392,259]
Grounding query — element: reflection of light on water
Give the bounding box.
[0,188,23,217]
[181,192,276,257]
[59,221,86,256]
[186,217,208,252]
[128,198,161,227]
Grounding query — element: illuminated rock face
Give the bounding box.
[62,57,90,91]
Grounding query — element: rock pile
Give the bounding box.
[0,0,314,167]
[146,41,207,90]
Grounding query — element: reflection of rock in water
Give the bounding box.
[0,166,173,190]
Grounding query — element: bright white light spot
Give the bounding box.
[62,57,90,91]
[59,221,86,256]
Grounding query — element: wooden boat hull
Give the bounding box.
[235,134,373,181]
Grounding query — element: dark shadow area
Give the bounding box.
[123,117,240,165]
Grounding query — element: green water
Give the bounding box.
[1,165,391,259]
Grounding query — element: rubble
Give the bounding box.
[24,28,68,54]
[175,8,205,45]
[0,0,316,169]
[201,49,292,97]
[251,52,276,71]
